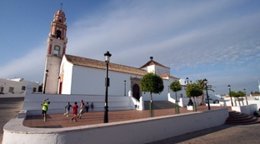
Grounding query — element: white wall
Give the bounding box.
[23,93,135,115]
[154,65,170,75]
[0,78,39,96]
[70,65,133,95]
[142,80,170,101]
[3,108,228,144]
[146,65,155,73]
[224,97,260,109]
[145,65,170,76]
[60,58,73,94]
[231,104,257,115]
[142,78,178,101]
[44,56,62,94]
[61,61,180,102]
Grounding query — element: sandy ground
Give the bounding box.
[0,97,24,144]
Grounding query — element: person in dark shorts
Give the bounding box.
[64,102,72,117]
[85,102,89,112]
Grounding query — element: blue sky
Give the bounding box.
[0,0,260,94]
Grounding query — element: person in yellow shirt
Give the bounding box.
[41,99,50,122]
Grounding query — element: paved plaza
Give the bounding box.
[1,98,260,144]
[24,106,221,128]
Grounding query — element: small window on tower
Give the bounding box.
[59,17,62,22]
[56,30,62,39]
[54,45,60,56]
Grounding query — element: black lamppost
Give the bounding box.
[104,51,111,123]
[43,70,48,94]
[228,85,233,106]
[203,79,211,110]
[244,88,248,105]
[124,80,126,96]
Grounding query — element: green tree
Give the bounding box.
[197,79,205,105]
[141,73,164,117]
[186,83,203,111]
[170,81,182,113]
[231,91,245,106]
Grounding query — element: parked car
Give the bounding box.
[205,94,221,104]
[205,98,219,104]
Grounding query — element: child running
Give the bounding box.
[64,102,72,117]
[78,100,85,119]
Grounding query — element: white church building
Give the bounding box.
[42,9,179,102]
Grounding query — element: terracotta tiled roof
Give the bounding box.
[160,73,179,80]
[65,54,147,76]
[140,59,170,69]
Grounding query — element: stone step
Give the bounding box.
[226,111,259,125]
[143,101,176,110]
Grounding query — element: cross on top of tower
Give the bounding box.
[60,3,63,10]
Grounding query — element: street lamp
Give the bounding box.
[185,77,189,85]
[228,85,233,106]
[203,79,211,110]
[244,88,248,105]
[104,51,111,123]
[124,80,126,96]
[43,70,48,94]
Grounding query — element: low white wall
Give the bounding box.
[3,108,228,144]
[179,97,202,107]
[224,97,260,109]
[0,93,25,98]
[231,104,257,115]
[24,94,135,115]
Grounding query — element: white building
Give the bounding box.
[0,78,40,96]
[43,9,179,101]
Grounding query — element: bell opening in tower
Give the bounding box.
[56,30,62,39]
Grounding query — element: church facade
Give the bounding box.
[43,9,179,101]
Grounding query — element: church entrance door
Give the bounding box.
[59,82,62,94]
[133,84,140,101]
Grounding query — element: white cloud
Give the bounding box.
[0,0,259,92]
[0,47,45,81]
[66,0,260,69]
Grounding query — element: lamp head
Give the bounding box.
[104,51,112,62]
[203,78,208,84]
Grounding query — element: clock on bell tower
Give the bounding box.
[43,9,67,94]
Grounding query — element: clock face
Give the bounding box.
[54,45,60,56]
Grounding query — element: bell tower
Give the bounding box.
[43,9,67,94]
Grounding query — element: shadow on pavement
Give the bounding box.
[147,125,232,144]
